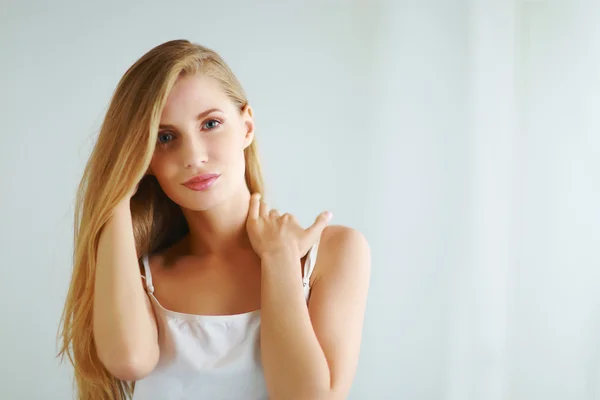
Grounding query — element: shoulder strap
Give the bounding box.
[302,238,321,287]
[141,254,155,294]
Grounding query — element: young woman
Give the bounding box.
[58,39,371,400]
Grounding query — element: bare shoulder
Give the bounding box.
[304,226,370,397]
[313,224,371,281]
[319,224,370,252]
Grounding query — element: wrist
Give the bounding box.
[112,199,132,218]
[260,247,299,264]
[260,248,301,275]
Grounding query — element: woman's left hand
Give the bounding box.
[246,193,332,260]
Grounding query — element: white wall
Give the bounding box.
[509,2,600,399]
[362,2,470,398]
[1,1,599,399]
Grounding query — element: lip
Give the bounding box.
[182,173,221,191]
[183,173,220,185]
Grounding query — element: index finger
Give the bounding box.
[248,193,262,220]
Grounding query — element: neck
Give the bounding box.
[181,186,253,256]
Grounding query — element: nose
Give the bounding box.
[182,135,208,168]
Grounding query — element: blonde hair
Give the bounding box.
[57,39,264,399]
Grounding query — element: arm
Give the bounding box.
[93,199,159,381]
[260,225,371,400]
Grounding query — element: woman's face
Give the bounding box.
[149,73,254,211]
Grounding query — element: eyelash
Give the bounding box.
[157,119,222,145]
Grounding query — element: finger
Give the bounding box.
[259,200,270,218]
[304,211,332,242]
[248,193,261,220]
[269,208,280,219]
[281,213,299,225]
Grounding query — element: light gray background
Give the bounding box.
[1,0,599,399]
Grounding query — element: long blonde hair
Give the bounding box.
[57,39,264,399]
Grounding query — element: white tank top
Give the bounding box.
[132,240,320,400]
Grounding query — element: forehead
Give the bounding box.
[160,74,229,120]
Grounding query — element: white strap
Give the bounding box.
[141,254,155,294]
[302,238,321,287]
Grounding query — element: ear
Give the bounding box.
[241,104,255,149]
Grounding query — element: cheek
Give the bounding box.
[209,135,246,163]
[149,154,180,187]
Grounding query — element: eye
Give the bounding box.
[157,132,174,144]
[203,119,221,130]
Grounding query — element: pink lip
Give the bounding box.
[182,173,220,191]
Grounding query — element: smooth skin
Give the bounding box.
[248,193,371,399]
[92,73,371,400]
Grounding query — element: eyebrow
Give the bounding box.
[159,108,223,130]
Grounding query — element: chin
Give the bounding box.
[175,190,225,211]
[176,181,245,211]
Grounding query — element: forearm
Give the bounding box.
[93,201,158,376]
[260,251,331,400]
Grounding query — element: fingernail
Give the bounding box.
[325,211,333,221]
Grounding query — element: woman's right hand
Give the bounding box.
[129,168,151,199]
[128,181,141,199]
[95,174,160,381]
[114,180,141,213]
